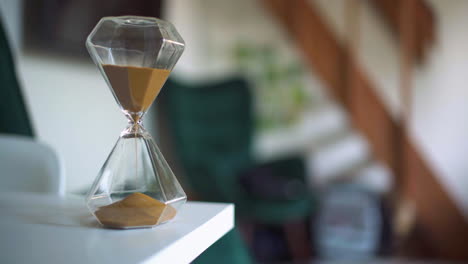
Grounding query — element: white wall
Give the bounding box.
[17,55,126,193]
[412,0,468,214]
[315,0,468,216]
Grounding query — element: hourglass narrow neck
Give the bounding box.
[123,110,144,124]
[121,119,148,138]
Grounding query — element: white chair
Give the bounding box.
[0,134,65,195]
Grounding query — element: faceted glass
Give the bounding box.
[85,16,186,229]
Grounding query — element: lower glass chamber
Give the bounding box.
[86,123,186,229]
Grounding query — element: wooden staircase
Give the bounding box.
[261,0,468,260]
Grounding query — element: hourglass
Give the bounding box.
[85,16,186,229]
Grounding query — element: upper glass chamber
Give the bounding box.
[86,16,185,122]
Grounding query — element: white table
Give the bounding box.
[0,192,234,264]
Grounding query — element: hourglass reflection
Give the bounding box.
[85,16,186,229]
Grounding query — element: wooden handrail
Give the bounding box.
[261,0,468,260]
[368,0,435,63]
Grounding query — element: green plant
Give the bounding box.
[233,42,313,131]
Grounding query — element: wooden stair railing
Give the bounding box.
[261,0,468,261]
[369,0,435,63]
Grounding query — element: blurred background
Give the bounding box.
[1,0,468,263]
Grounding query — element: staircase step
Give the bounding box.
[351,162,393,194]
[253,103,348,162]
[308,131,370,184]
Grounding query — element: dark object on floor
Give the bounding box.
[0,21,34,137]
[252,225,289,262]
[240,157,308,201]
[239,157,311,224]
